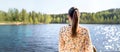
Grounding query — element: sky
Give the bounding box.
[0,0,120,14]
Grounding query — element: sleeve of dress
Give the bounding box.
[59,27,65,52]
[83,29,93,52]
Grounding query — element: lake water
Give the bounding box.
[0,24,120,52]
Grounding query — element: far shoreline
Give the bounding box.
[0,22,120,25]
[0,22,23,25]
[0,22,46,25]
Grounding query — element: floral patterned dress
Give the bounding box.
[59,26,93,52]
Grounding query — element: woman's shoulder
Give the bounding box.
[59,25,69,32]
[78,26,89,35]
[79,26,89,31]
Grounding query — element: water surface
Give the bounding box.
[0,24,120,52]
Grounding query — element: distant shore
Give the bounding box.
[0,22,120,25]
[0,22,23,25]
[0,22,47,25]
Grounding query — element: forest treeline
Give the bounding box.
[0,8,120,24]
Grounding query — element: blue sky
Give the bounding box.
[0,0,120,14]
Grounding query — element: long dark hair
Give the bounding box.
[68,7,79,37]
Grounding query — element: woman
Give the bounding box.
[59,7,94,52]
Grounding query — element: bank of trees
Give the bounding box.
[0,8,120,24]
[80,8,120,24]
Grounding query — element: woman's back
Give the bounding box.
[59,26,93,52]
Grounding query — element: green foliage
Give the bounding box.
[79,8,120,24]
[45,15,52,23]
[0,8,120,24]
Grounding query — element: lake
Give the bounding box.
[0,24,120,52]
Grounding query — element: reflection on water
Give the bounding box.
[0,24,61,52]
[0,24,120,52]
[83,24,120,52]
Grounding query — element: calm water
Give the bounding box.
[0,24,120,52]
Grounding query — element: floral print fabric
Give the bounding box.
[59,26,93,52]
